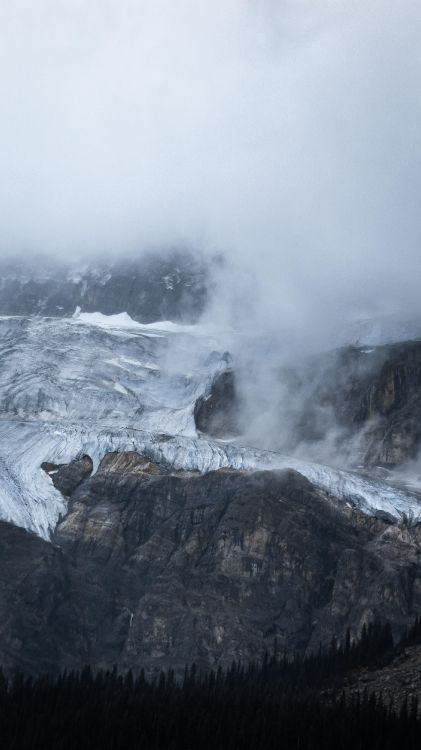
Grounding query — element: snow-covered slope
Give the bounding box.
[0,313,420,539]
[0,314,226,435]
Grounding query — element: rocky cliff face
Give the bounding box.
[198,341,421,469]
[354,342,421,466]
[313,341,421,467]
[0,452,420,677]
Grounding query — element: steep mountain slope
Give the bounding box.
[0,260,421,677]
[1,457,421,677]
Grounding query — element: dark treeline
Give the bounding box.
[0,621,419,750]
[401,616,421,649]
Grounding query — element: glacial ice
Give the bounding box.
[0,313,420,540]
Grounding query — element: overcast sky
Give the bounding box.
[1,0,421,334]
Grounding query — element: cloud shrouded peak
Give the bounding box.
[0,0,420,338]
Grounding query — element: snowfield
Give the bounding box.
[73,309,208,336]
[0,313,420,539]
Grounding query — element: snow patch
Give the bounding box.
[73,311,209,337]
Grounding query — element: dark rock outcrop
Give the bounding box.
[0,453,421,677]
[194,370,241,437]
[48,455,93,497]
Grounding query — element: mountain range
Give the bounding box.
[0,254,421,689]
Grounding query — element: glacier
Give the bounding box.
[0,313,420,539]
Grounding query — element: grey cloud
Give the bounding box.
[0,0,420,340]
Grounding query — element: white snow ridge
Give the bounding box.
[0,312,419,539]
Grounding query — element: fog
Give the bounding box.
[1,0,421,345]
